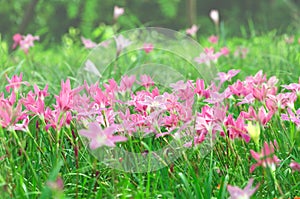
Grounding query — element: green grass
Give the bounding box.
[0,32,300,198]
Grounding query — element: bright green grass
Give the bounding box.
[0,32,300,198]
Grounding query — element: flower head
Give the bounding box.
[250,140,281,173]
[186,25,199,36]
[209,9,219,25]
[79,122,127,149]
[114,6,125,20]
[227,178,259,199]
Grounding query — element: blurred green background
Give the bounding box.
[0,0,300,44]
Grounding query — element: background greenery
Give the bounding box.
[1,0,300,44]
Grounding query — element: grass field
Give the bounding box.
[0,30,300,198]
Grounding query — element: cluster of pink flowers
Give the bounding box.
[2,69,300,175]
[12,33,39,54]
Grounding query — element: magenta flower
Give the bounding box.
[12,33,22,49]
[119,75,136,92]
[227,178,259,199]
[113,6,125,20]
[208,35,218,44]
[186,25,198,36]
[290,161,300,172]
[250,140,281,173]
[143,43,154,54]
[79,122,127,149]
[240,106,274,126]
[220,47,230,56]
[81,37,97,49]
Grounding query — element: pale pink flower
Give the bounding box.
[209,9,219,25]
[237,93,255,106]
[281,108,300,128]
[138,75,155,89]
[79,122,127,149]
[114,6,125,20]
[284,35,294,44]
[217,69,240,83]
[186,25,199,36]
[81,37,97,49]
[119,75,136,92]
[227,178,259,199]
[298,38,300,44]
[250,140,281,173]
[208,35,218,44]
[290,161,300,172]
[234,46,249,59]
[19,34,39,54]
[143,43,154,53]
[194,47,222,66]
[115,35,132,54]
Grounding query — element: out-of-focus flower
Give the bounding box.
[79,122,127,149]
[284,35,294,44]
[234,46,249,59]
[250,140,281,173]
[12,33,22,49]
[290,161,300,172]
[47,176,64,191]
[186,25,199,36]
[220,47,230,56]
[208,35,218,44]
[227,178,259,199]
[217,69,240,83]
[114,6,124,20]
[12,33,39,54]
[81,37,97,49]
[246,122,260,146]
[194,47,222,66]
[19,34,39,54]
[143,43,154,54]
[115,35,132,54]
[209,9,219,25]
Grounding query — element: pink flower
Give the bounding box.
[240,106,274,126]
[143,43,154,53]
[220,47,230,56]
[12,33,22,49]
[81,37,97,49]
[119,75,136,92]
[114,6,124,20]
[281,108,300,128]
[217,69,240,83]
[234,46,248,59]
[290,161,300,172]
[250,140,281,173]
[19,34,39,54]
[227,178,259,199]
[194,47,222,66]
[5,73,29,93]
[186,25,199,36]
[79,122,127,149]
[208,35,218,44]
[115,35,132,54]
[284,35,294,44]
[138,75,155,89]
[209,9,219,25]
